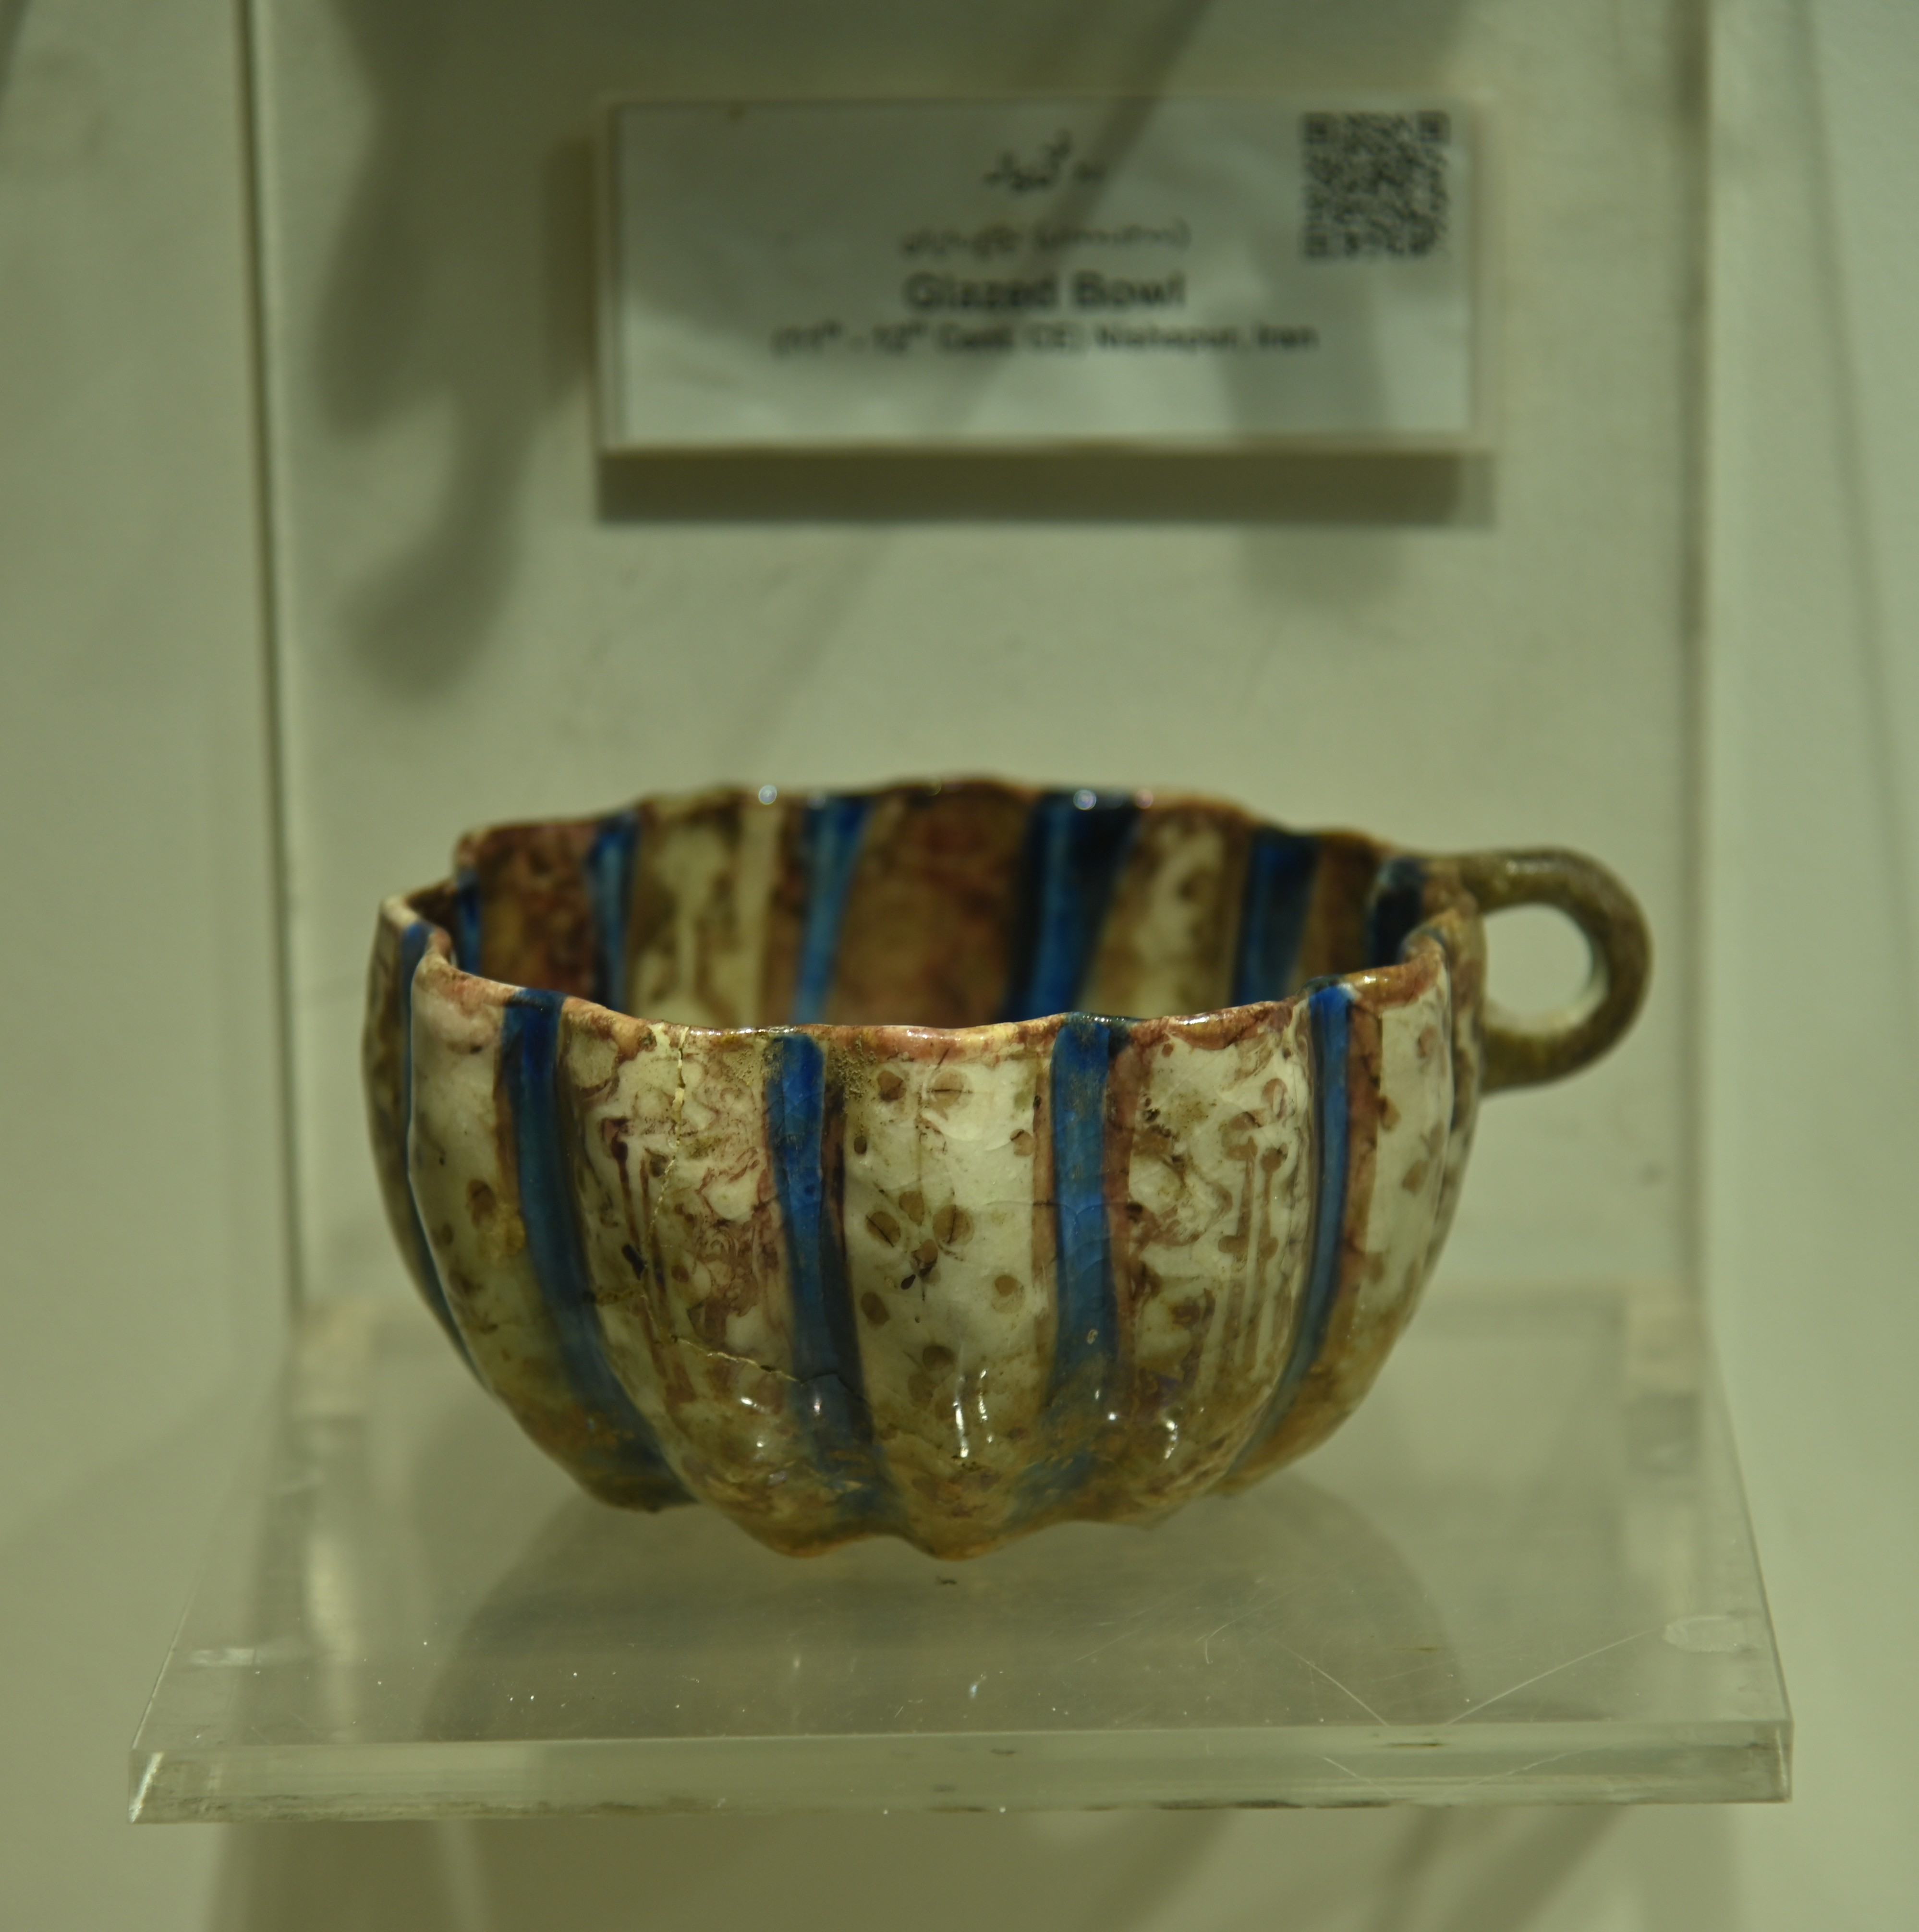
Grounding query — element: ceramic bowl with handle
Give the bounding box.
[364,780,1649,1558]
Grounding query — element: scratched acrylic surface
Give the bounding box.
[364,780,1492,1557]
[129,1282,1790,1819]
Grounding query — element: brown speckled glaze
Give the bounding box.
[364,780,1649,1558]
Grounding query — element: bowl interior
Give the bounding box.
[426,781,1412,1030]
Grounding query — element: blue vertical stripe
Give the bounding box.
[498,990,688,1498]
[1009,1013,1130,1524]
[453,864,483,973]
[1049,1013,1128,1401]
[399,920,476,1375]
[1233,828,1321,1003]
[764,1031,890,1519]
[791,795,874,1023]
[1001,791,1142,1021]
[1233,981,1355,1465]
[584,807,641,1011]
[1365,855,1428,968]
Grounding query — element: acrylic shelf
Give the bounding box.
[131,1281,1788,1821]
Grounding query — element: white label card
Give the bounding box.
[601,98,1479,451]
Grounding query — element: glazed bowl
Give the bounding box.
[364,780,1648,1558]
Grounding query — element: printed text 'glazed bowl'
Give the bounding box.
[364,780,1649,1558]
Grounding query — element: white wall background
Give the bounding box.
[255,0,1706,1316]
[0,0,1912,1924]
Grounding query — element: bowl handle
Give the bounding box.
[1451,849,1652,1093]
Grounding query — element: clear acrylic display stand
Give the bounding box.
[132,1285,1784,1820]
[132,0,1789,1820]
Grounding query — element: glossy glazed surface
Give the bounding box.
[364,781,1498,1557]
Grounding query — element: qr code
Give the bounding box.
[1302,111,1450,260]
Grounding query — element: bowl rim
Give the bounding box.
[381,774,1472,1047]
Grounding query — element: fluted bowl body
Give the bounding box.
[364,780,1642,1558]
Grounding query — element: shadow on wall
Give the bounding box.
[596,452,1492,526]
[309,0,1479,693]
[207,1802,1740,1932]
[314,2,595,694]
[0,0,28,106]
